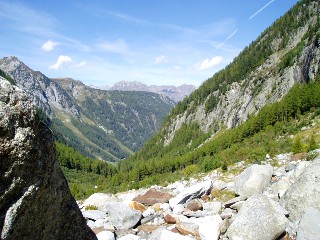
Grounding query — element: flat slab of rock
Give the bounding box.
[169,181,212,208]
[296,207,320,240]
[234,164,273,197]
[82,210,107,221]
[149,228,195,240]
[103,202,142,230]
[197,215,222,240]
[227,194,288,240]
[281,157,320,221]
[176,222,199,237]
[133,189,172,206]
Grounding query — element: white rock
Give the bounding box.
[234,164,273,197]
[96,231,115,240]
[149,228,195,240]
[227,194,288,240]
[83,193,119,210]
[82,210,106,221]
[211,180,227,191]
[173,204,185,215]
[142,207,155,217]
[169,181,212,208]
[297,207,320,240]
[202,201,222,214]
[118,234,140,240]
[197,215,223,240]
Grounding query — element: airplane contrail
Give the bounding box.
[249,0,276,20]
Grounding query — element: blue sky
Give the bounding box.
[0,0,299,87]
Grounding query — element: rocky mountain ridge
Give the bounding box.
[161,0,320,146]
[109,80,196,102]
[0,57,175,162]
[80,150,320,239]
[0,77,96,240]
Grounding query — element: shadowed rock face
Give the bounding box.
[0,77,96,240]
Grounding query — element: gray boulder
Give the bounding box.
[296,207,320,240]
[0,78,96,240]
[226,194,288,240]
[234,164,273,197]
[169,181,212,208]
[281,157,320,221]
[104,202,141,230]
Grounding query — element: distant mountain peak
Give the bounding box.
[108,80,196,102]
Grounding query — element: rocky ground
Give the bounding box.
[80,151,320,240]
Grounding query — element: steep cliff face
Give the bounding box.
[0,56,79,117]
[162,0,320,145]
[0,77,96,240]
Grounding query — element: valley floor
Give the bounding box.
[80,150,320,240]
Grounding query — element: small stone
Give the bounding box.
[164,214,176,224]
[185,199,203,211]
[128,201,147,212]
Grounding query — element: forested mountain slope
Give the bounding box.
[0,58,175,162]
[134,0,320,159]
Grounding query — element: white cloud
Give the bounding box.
[197,56,222,70]
[97,39,128,54]
[49,55,72,69]
[75,61,87,68]
[41,40,60,52]
[154,55,168,64]
[174,65,181,70]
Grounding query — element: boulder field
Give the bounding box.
[81,151,320,240]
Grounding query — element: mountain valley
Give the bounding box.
[1,0,320,239]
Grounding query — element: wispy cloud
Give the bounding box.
[96,39,129,55]
[41,40,60,52]
[50,55,72,70]
[249,0,276,20]
[154,55,168,64]
[197,56,223,70]
[75,61,87,68]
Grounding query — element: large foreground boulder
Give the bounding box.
[281,157,320,221]
[0,78,96,240]
[226,194,288,240]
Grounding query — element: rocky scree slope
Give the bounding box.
[80,152,320,240]
[0,57,175,162]
[0,77,96,240]
[160,0,320,146]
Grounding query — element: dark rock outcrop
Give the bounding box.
[0,77,96,239]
